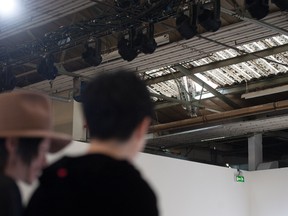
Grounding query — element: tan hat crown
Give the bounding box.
[0,91,71,152]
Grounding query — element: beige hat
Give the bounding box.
[0,91,71,153]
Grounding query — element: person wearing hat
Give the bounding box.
[25,70,159,216]
[0,91,71,216]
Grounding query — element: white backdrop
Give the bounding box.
[249,168,288,216]
[19,141,288,216]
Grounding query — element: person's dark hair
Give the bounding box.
[17,138,43,165]
[0,138,7,173]
[0,137,43,173]
[82,70,153,141]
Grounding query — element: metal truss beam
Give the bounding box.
[146,43,288,85]
[174,65,241,109]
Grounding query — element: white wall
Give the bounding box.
[134,153,249,216]
[22,141,288,216]
[249,168,288,216]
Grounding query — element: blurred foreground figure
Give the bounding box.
[0,91,71,216]
[25,70,159,216]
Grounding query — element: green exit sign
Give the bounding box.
[236,175,245,182]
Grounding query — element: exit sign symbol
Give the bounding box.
[236,175,245,182]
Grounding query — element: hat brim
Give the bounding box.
[0,130,71,153]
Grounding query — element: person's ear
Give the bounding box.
[5,137,18,154]
[135,117,151,140]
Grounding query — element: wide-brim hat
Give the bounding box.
[0,91,71,153]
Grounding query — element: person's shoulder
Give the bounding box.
[39,154,117,184]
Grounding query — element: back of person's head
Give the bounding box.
[82,70,153,141]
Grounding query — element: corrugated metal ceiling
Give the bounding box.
[24,11,288,96]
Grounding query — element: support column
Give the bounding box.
[248,133,263,171]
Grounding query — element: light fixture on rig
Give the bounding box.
[198,0,221,32]
[82,39,102,67]
[245,0,269,20]
[0,66,16,93]
[37,54,58,80]
[140,23,157,54]
[272,0,288,11]
[118,28,139,62]
[176,3,198,40]
[73,77,88,103]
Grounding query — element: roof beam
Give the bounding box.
[146,43,288,85]
[151,92,221,113]
[174,65,241,109]
[149,99,288,133]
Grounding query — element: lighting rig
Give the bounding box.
[82,39,103,67]
[0,0,227,88]
[0,0,182,68]
[272,0,288,11]
[0,66,16,93]
[37,54,58,80]
[245,0,269,20]
[118,23,157,62]
[176,0,221,40]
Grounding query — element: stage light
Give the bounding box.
[141,36,157,54]
[73,78,88,103]
[245,0,269,20]
[141,23,157,54]
[37,54,58,80]
[82,40,102,67]
[176,3,198,40]
[0,67,16,93]
[0,0,18,17]
[118,37,138,61]
[272,0,288,11]
[198,9,221,32]
[118,28,140,61]
[198,0,221,32]
[176,14,197,39]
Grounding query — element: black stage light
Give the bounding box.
[141,35,157,54]
[82,39,102,67]
[82,47,102,66]
[73,78,88,103]
[245,0,269,20]
[198,9,221,32]
[37,54,58,80]
[176,14,197,39]
[0,67,16,93]
[141,23,157,54]
[272,0,288,11]
[118,37,138,61]
[198,0,221,32]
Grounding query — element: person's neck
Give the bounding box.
[87,138,134,161]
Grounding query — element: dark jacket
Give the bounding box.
[25,154,159,216]
[0,174,22,216]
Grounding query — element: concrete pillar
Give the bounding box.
[248,133,263,171]
[72,100,87,141]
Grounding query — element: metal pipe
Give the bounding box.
[149,99,288,132]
